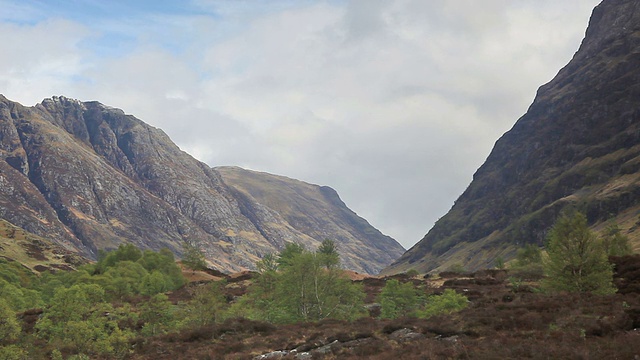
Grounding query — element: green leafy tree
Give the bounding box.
[181,242,207,271]
[542,212,616,295]
[242,248,365,323]
[378,279,422,319]
[0,302,20,343]
[276,251,364,322]
[180,281,228,327]
[35,284,133,357]
[139,270,170,296]
[0,280,27,311]
[103,261,149,299]
[601,223,632,257]
[447,263,466,274]
[44,284,105,323]
[276,242,305,269]
[140,294,176,336]
[96,244,142,274]
[254,253,279,308]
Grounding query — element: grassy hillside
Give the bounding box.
[0,219,86,273]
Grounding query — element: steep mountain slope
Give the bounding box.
[216,166,403,273]
[0,95,404,274]
[384,0,640,274]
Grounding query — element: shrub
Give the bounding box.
[419,289,468,318]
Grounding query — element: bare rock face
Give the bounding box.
[0,95,404,274]
[384,0,640,274]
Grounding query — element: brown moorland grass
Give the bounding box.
[124,255,640,360]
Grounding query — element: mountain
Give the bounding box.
[216,166,402,272]
[384,0,640,274]
[0,95,404,274]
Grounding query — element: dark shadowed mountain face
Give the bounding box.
[384,0,640,274]
[0,95,404,274]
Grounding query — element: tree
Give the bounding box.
[378,279,422,319]
[180,281,228,327]
[0,302,20,343]
[276,251,364,322]
[140,294,176,336]
[276,242,305,269]
[601,223,632,257]
[317,239,340,269]
[542,212,616,295]
[96,244,142,274]
[242,248,365,324]
[181,242,207,271]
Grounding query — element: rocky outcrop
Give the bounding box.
[384,0,640,274]
[0,95,404,274]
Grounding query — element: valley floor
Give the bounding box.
[128,256,640,360]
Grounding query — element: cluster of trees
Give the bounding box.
[0,244,187,359]
[509,211,632,295]
[231,240,470,322]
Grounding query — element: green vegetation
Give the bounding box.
[509,243,544,280]
[377,280,468,320]
[446,263,467,274]
[378,279,422,318]
[0,238,476,359]
[232,242,365,323]
[419,289,469,318]
[181,241,208,271]
[0,244,186,359]
[542,212,616,295]
[601,223,632,257]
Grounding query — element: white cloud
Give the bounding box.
[0,19,92,105]
[0,0,602,248]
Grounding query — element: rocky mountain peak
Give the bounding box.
[0,95,404,274]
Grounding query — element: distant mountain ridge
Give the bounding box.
[0,95,404,274]
[384,0,640,274]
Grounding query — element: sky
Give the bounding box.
[0,0,602,249]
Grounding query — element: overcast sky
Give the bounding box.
[0,0,602,249]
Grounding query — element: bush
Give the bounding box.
[419,289,468,318]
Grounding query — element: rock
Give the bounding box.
[389,328,425,342]
[253,350,288,359]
